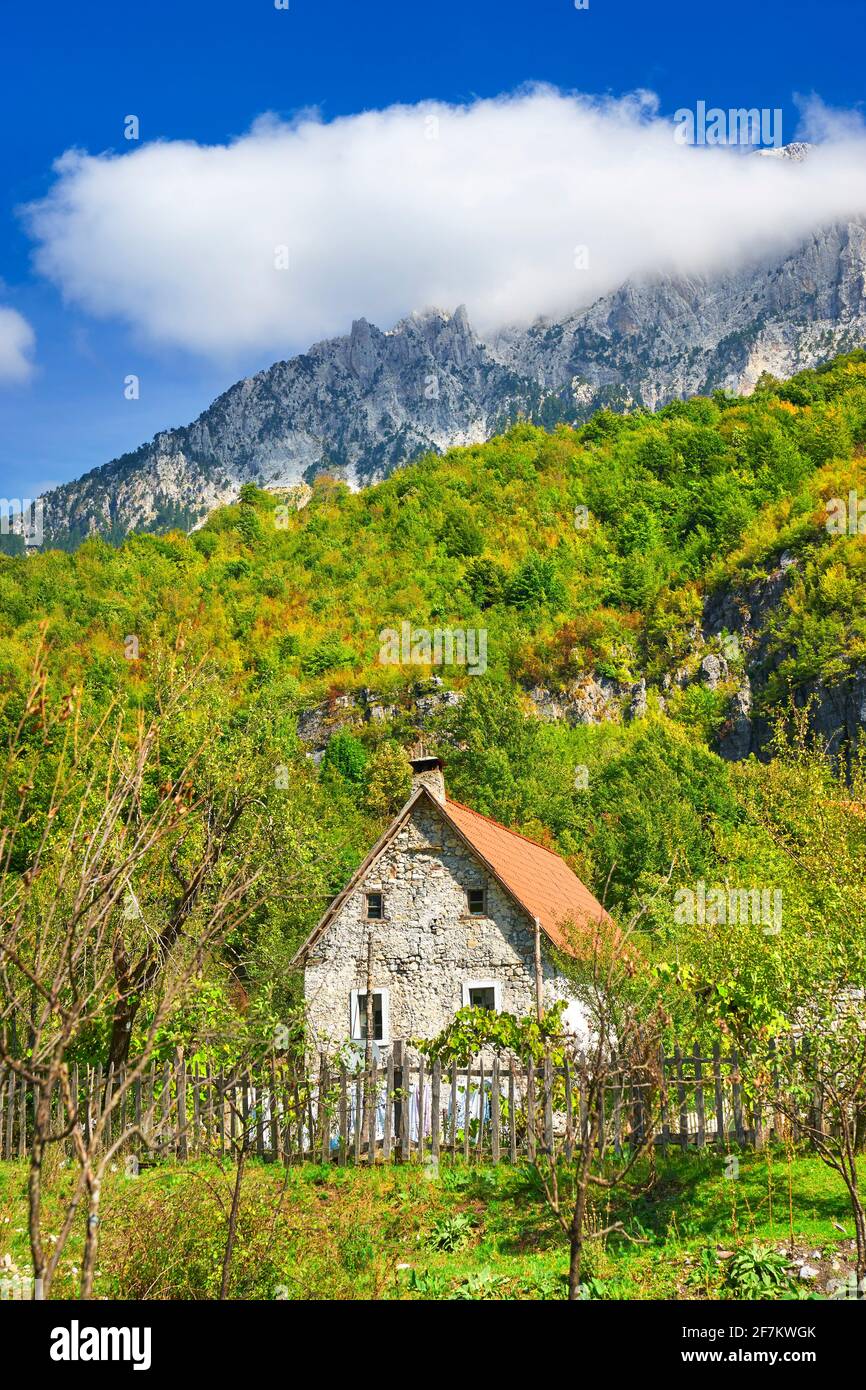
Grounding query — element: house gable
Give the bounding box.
[294,783,611,970]
[296,787,515,964]
[300,791,543,1048]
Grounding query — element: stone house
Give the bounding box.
[294,747,613,1055]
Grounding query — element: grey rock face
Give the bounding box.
[706,545,866,766]
[565,677,622,726]
[700,654,729,690]
[795,666,866,766]
[38,219,866,545]
[40,307,547,545]
[718,681,754,762]
[526,686,567,723]
[492,220,866,409]
[526,676,629,726]
[627,678,648,721]
[296,680,461,755]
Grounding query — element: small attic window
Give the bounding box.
[467,888,486,917]
[365,891,384,920]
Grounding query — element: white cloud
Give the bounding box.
[22,86,866,358]
[0,306,36,382]
[794,92,866,144]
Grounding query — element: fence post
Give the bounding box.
[242,1070,252,1159]
[353,1067,362,1165]
[366,1054,377,1165]
[383,1053,393,1163]
[160,1062,171,1154]
[431,1058,441,1165]
[400,1047,411,1162]
[731,1051,745,1146]
[611,1052,622,1158]
[659,1047,670,1150]
[526,1059,536,1162]
[17,1075,25,1160]
[693,1045,706,1149]
[269,1054,280,1162]
[490,1058,500,1165]
[5,1071,15,1159]
[133,1068,142,1158]
[543,1054,554,1157]
[675,1045,688,1151]
[320,1057,331,1164]
[144,1063,155,1151]
[564,1058,574,1161]
[768,1035,782,1143]
[450,1061,458,1159]
[176,1049,188,1161]
[417,1055,426,1165]
[339,1064,349,1166]
[712,1042,725,1148]
[292,1072,304,1161]
[393,1041,409,1162]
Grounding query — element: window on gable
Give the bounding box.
[467,887,486,916]
[365,891,384,920]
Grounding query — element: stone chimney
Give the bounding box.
[408,741,446,804]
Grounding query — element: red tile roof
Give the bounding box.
[442,796,613,957]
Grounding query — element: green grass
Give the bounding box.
[0,1149,862,1300]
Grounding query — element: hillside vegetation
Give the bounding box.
[2,352,866,1060]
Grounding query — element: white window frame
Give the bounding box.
[350,986,390,1044]
[462,979,502,1011]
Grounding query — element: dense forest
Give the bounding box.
[2,351,866,1068]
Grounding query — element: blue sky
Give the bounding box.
[1,0,863,500]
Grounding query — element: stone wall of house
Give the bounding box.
[304,797,574,1055]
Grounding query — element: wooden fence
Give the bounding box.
[0,1040,799,1166]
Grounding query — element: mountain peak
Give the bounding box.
[756,141,812,162]
[35,220,866,547]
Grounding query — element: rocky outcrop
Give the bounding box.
[791,666,866,766]
[296,677,462,756]
[699,654,729,690]
[718,680,754,762]
[704,552,866,766]
[526,676,647,727]
[627,678,648,721]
